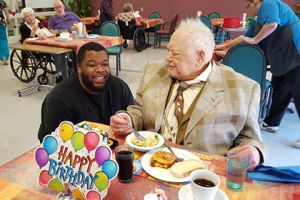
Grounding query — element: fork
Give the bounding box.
[117,113,146,141]
[164,143,184,162]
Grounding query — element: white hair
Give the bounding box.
[177,18,215,64]
[21,7,35,17]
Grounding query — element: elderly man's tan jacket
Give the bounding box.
[127,61,266,160]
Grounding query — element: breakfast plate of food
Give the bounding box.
[126,131,164,152]
[141,147,205,182]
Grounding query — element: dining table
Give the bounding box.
[1,122,300,200]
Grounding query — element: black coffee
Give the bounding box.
[115,150,133,183]
[194,178,215,187]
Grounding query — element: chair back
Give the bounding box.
[208,12,221,19]
[100,21,120,37]
[168,14,179,34]
[148,11,161,31]
[117,12,137,40]
[199,16,212,29]
[223,44,266,89]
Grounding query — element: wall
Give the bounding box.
[90,0,298,22]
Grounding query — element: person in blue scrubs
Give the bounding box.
[216,0,300,147]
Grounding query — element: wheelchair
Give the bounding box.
[117,12,147,52]
[10,49,56,85]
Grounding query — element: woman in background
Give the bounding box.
[0,0,9,65]
[19,7,53,43]
[100,0,113,26]
[215,0,300,147]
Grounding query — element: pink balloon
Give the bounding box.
[84,131,100,151]
[39,170,52,185]
[35,148,49,168]
[86,190,101,200]
[95,146,111,166]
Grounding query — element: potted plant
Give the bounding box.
[296,1,300,15]
[63,0,92,17]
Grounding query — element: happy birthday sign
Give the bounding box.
[35,121,118,200]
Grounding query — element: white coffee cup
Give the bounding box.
[190,170,220,200]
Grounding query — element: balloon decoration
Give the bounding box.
[72,188,85,200]
[84,131,100,151]
[35,148,49,168]
[35,121,118,199]
[94,171,109,191]
[95,146,111,166]
[43,135,58,155]
[71,131,84,151]
[86,190,101,200]
[39,170,52,185]
[102,160,118,179]
[59,122,74,142]
[48,178,63,192]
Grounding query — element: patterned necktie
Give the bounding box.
[174,82,190,123]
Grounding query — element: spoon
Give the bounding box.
[164,143,184,162]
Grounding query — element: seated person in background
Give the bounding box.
[20,7,53,43]
[48,0,81,33]
[110,18,266,170]
[48,0,87,83]
[121,2,142,25]
[38,42,134,142]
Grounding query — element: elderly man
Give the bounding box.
[38,42,134,142]
[110,18,266,170]
[48,0,81,32]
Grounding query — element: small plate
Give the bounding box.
[178,184,229,200]
[54,37,73,42]
[126,131,164,152]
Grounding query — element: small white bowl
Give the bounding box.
[126,131,164,152]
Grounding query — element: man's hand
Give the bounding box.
[227,145,260,170]
[110,113,133,136]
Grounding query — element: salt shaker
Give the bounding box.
[241,13,247,28]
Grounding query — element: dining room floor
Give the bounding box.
[0,41,299,167]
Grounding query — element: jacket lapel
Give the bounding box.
[185,63,225,136]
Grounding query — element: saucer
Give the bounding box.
[178,184,229,200]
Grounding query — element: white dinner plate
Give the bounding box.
[141,147,201,183]
[178,184,229,200]
[126,131,164,152]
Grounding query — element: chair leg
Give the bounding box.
[118,54,121,71]
[116,55,119,76]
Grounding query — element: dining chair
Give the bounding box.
[145,11,161,45]
[154,14,179,48]
[222,44,273,120]
[99,21,122,76]
[199,16,212,29]
[208,12,221,19]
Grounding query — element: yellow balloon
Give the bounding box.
[72,188,85,200]
[94,171,109,191]
[48,178,63,192]
[71,131,84,151]
[59,122,74,142]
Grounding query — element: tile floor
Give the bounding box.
[0,42,299,167]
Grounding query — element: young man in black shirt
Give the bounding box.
[38,42,134,142]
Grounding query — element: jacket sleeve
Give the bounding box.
[233,83,267,163]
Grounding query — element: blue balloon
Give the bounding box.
[43,135,58,155]
[102,160,118,179]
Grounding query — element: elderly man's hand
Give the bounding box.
[110,113,133,136]
[227,145,261,171]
